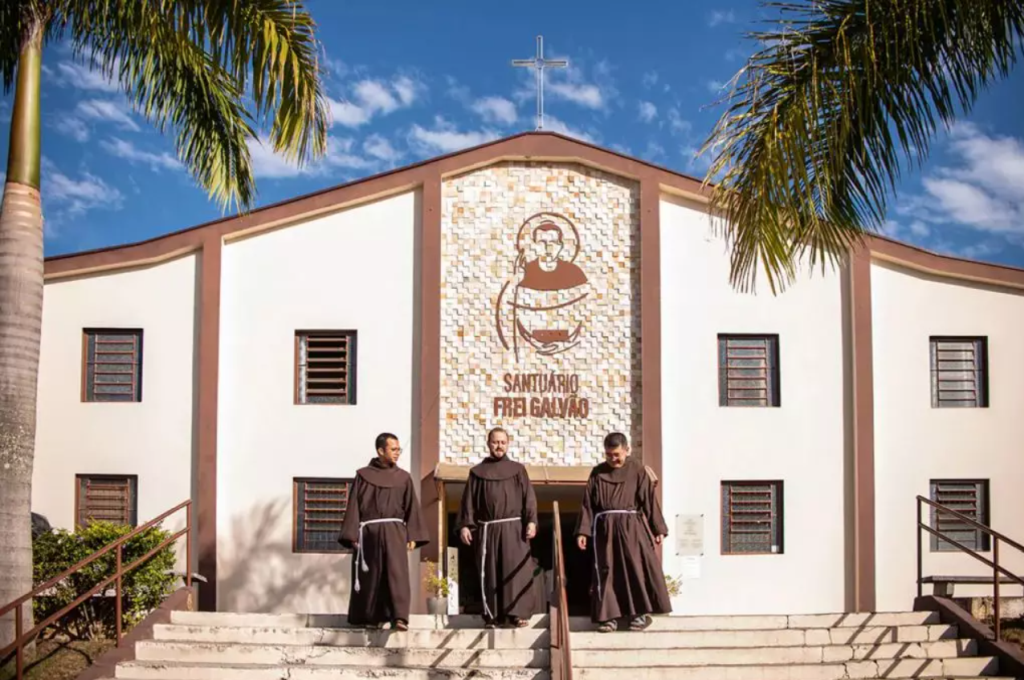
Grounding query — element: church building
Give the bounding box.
[31,131,1024,618]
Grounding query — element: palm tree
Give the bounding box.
[701,0,1024,294]
[0,0,329,649]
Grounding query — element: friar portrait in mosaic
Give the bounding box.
[496,212,591,361]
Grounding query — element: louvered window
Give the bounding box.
[296,331,356,404]
[76,475,138,528]
[721,481,783,554]
[83,329,143,402]
[294,478,352,553]
[718,335,780,407]
[930,337,987,408]
[930,480,990,552]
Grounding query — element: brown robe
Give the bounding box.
[338,458,429,625]
[457,456,538,622]
[575,458,672,622]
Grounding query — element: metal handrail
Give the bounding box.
[0,500,193,679]
[550,501,573,680]
[916,495,1024,641]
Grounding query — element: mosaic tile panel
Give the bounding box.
[440,161,642,467]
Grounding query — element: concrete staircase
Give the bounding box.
[569,610,1014,680]
[100,609,1015,680]
[113,610,550,679]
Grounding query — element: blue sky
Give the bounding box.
[2,0,1023,268]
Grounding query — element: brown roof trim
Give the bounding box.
[865,234,1024,290]
[42,130,1024,290]
[43,131,708,280]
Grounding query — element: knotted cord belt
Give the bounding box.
[354,518,406,593]
[478,516,523,620]
[591,509,638,600]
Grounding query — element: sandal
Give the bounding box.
[629,615,652,631]
[597,620,617,633]
[392,619,409,631]
[510,617,530,628]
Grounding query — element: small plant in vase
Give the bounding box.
[423,560,450,616]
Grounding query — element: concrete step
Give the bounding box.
[115,662,549,680]
[169,610,546,630]
[152,623,549,648]
[568,611,941,631]
[570,624,959,648]
[134,640,548,668]
[574,656,1001,679]
[570,639,978,666]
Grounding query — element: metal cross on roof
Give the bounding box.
[511,35,568,131]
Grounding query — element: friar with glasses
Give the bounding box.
[457,427,539,628]
[338,432,429,631]
[575,431,671,632]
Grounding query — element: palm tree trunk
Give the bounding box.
[0,13,45,654]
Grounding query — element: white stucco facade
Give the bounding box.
[215,191,419,612]
[34,254,198,568]
[871,260,1024,611]
[30,138,1024,618]
[659,196,849,615]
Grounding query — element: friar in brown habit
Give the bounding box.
[338,432,429,631]
[575,431,672,632]
[457,427,538,628]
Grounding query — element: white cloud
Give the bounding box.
[547,80,604,109]
[55,117,90,142]
[643,141,666,160]
[43,163,124,219]
[638,101,657,123]
[707,80,727,94]
[471,96,517,125]
[329,75,425,128]
[363,134,401,162]
[408,118,500,154]
[248,135,376,179]
[642,71,659,88]
[709,10,736,27]
[914,123,1024,235]
[53,59,120,92]
[100,138,181,171]
[76,99,139,131]
[353,80,400,114]
[667,108,693,136]
[542,115,597,144]
[329,99,372,127]
[909,220,931,237]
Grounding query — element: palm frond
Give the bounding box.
[700,0,1024,294]
[48,0,329,212]
[165,0,329,166]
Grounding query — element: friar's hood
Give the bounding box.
[469,455,523,481]
[357,457,410,488]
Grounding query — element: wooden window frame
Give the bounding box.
[929,336,988,408]
[81,328,144,403]
[717,334,781,407]
[929,478,991,553]
[720,480,784,555]
[293,477,354,554]
[294,330,357,405]
[75,474,139,529]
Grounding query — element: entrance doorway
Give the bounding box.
[442,482,591,617]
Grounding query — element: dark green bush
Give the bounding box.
[32,521,177,639]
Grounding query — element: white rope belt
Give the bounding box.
[592,510,637,600]
[354,518,406,593]
[478,517,522,620]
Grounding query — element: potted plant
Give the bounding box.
[423,560,449,616]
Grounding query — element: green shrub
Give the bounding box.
[32,521,177,640]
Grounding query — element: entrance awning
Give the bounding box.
[434,462,592,484]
